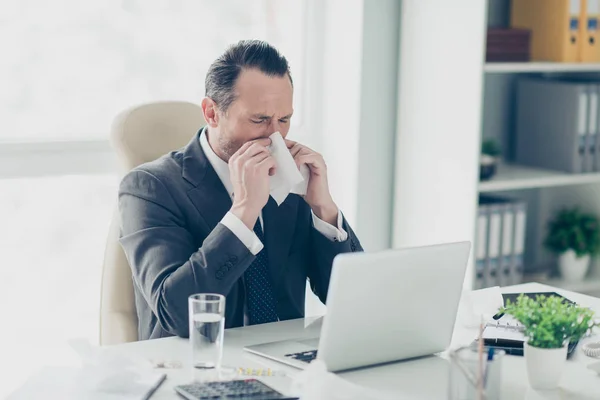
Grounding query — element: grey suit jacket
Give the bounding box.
[118,130,363,340]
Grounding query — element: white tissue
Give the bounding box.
[290,360,400,400]
[268,132,310,205]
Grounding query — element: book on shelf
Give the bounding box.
[486,28,531,62]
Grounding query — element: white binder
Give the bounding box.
[499,203,515,287]
[486,203,503,288]
[586,85,598,172]
[510,202,527,285]
[475,204,489,290]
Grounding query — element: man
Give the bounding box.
[119,40,362,340]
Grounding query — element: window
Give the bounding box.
[0,2,321,396]
[0,174,118,397]
[0,0,307,143]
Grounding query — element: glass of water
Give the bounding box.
[189,294,226,372]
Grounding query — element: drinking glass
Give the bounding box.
[189,294,226,372]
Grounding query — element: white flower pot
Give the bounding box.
[524,342,568,390]
[558,250,590,282]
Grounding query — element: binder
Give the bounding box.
[595,83,600,171]
[511,0,581,62]
[475,203,489,290]
[485,202,503,288]
[515,78,589,174]
[498,203,514,287]
[510,202,527,286]
[586,85,598,172]
[581,0,600,62]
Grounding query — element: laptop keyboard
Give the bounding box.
[285,350,317,363]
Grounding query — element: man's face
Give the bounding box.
[213,68,293,159]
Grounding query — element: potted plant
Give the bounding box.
[544,207,600,282]
[480,138,501,181]
[502,294,597,390]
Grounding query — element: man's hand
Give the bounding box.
[229,138,275,229]
[285,140,338,225]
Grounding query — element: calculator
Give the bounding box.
[173,379,298,400]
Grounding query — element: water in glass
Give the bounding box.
[191,312,225,369]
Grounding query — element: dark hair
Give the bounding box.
[205,40,292,112]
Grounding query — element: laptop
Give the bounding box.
[244,241,471,372]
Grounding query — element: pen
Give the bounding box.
[483,347,495,387]
[478,319,484,400]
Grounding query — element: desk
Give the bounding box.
[106,283,600,399]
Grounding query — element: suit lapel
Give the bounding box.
[182,129,299,285]
[182,129,232,233]
[263,195,298,286]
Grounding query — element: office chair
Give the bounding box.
[99,101,206,345]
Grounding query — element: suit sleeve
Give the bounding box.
[307,209,363,303]
[118,169,255,338]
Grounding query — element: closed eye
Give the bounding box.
[279,119,290,124]
[251,119,266,124]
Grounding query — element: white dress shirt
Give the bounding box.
[199,129,348,256]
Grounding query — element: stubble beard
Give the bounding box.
[216,133,244,162]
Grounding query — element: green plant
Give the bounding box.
[502,294,597,349]
[544,207,600,257]
[481,138,501,157]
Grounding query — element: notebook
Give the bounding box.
[482,292,578,356]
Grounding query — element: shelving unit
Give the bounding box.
[479,164,600,192]
[476,0,600,295]
[485,62,600,73]
[392,0,600,294]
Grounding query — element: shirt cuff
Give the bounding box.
[311,209,349,242]
[220,212,264,255]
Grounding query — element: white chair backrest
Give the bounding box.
[99,101,205,345]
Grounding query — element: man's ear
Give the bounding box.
[201,98,219,127]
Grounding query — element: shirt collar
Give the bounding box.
[199,127,234,198]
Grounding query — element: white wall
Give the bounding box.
[306,0,401,315]
[356,0,401,251]
[319,0,400,251]
[305,0,365,317]
[318,0,365,230]
[392,0,487,289]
